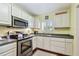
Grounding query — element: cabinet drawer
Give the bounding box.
[51,38,65,42]
[0,42,16,54]
[0,48,16,56]
[51,40,65,48]
[66,39,73,43]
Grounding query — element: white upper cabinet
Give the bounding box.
[54,10,70,28]
[12,4,30,19]
[28,16,34,28]
[0,3,11,26]
[12,4,22,18]
[12,4,34,28]
[21,10,29,20]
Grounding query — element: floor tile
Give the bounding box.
[33,50,57,56]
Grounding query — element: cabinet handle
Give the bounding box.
[56,11,67,15]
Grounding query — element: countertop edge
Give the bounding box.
[34,33,74,39]
[0,40,16,46]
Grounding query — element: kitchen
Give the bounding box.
[0,3,78,56]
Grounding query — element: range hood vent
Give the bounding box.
[45,16,49,20]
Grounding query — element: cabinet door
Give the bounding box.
[50,38,65,54]
[50,39,55,51]
[12,4,21,18]
[21,10,27,19]
[55,10,70,28]
[50,41,65,54]
[12,4,18,17]
[0,3,11,26]
[0,42,16,54]
[43,37,50,50]
[55,14,62,27]
[32,37,37,50]
[62,13,70,27]
[65,39,73,55]
[0,42,16,56]
[36,36,43,48]
[65,43,73,55]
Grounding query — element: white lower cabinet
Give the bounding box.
[32,36,44,49]
[53,46,65,54]
[50,40,65,54]
[53,41,65,48]
[36,36,43,49]
[50,38,73,55]
[65,39,73,55]
[32,37,37,50]
[65,43,73,55]
[0,48,16,56]
[32,36,73,55]
[43,37,51,50]
[0,42,16,56]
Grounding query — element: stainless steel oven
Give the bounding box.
[17,38,32,56]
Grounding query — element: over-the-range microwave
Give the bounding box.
[12,16,28,28]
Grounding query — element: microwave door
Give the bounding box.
[14,20,26,27]
[12,16,28,28]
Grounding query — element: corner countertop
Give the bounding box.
[0,34,34,46]
[0,33,74,46]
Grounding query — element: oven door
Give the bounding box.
[17,39,32,56]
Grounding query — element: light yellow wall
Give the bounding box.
[0,26,25,36]
[53,28,70,34]
[70,4,78,55]
[0,26,34,36]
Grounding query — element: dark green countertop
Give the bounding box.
[0,39,17,46]
[0,33,74,46]
[34,33,74,39]
[0,34,34,46]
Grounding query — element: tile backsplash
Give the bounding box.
[0,26,33,36]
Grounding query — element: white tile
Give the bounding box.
[33,50,57,56]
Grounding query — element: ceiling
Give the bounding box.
[17,3,71,16]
